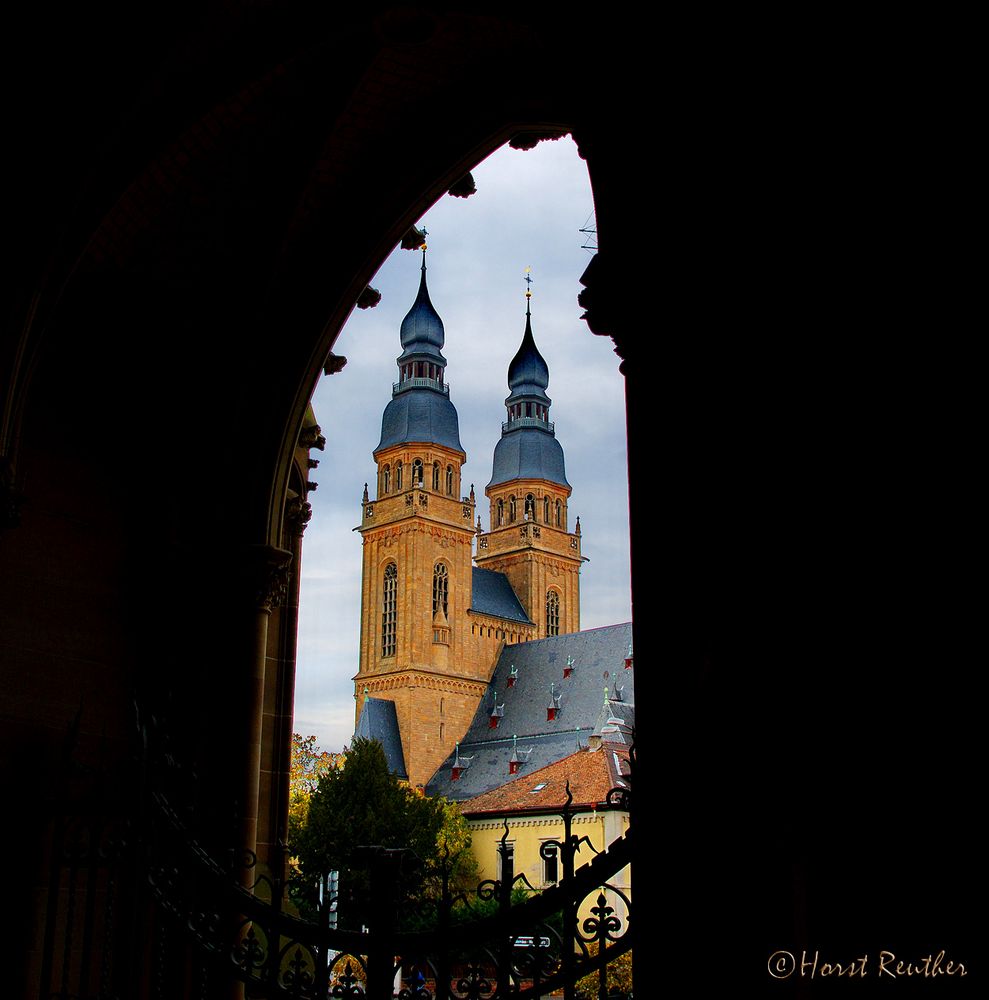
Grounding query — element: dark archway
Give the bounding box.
[1,7,979,998]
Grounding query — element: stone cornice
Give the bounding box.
[475,551,583,573]
[359,517,476,545]
[353,669,489,695]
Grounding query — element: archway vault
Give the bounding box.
[5,7,974,999]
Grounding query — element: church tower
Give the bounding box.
[353,249,485,787]
[474,282,585,636]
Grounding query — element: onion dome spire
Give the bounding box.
[375,238,464,455]
[488,267,569,488]
[399,242,447,364]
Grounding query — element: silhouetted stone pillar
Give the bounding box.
[240,544,293,877]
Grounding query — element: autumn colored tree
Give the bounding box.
[288,733,344,843]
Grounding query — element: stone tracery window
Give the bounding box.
[413,458,424,487]
[446,464,454,495]
[509,495,517,522]
[543,495,550,522]
[396,461,403,489]
[433,562,449,616]
[382,464,390,494]
[382,563,398,656]
[555,499,562,527]
[432,461,440,490]
[525,493,535,520]
[546,589,560,636]
[497,498,504,526]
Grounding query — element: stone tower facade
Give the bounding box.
[353,258,580,786]
[474,303,584,636]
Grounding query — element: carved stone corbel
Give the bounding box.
[244,545,293,613]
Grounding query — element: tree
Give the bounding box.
[288,732,344,843]
[290,736,476,929]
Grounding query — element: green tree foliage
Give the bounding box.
[576,946,633,999]
[290,737,477,929]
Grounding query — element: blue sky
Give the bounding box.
[294,137,631,752]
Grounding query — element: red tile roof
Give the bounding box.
[460,744,629,817]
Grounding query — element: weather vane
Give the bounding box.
[524,266,533,313]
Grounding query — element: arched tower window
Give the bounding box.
[432,563,449,616]
[432,461,440,490]
[509,495,517,522]
[396,461,403,490]
[382,464,391,494]
[413,458,424,486]
[546,590,560,637]
[497,498,504,526]
[543,495,550,522]
[555,499,562,527]
[446,465,454,496]
[525,493,535,520]
[382,563,398,657]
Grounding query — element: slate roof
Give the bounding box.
[470,567,532,624]
[488,427,569,489]
[376,389,464,455]
[355,696,408,780]
[425,622,634,801]
[460,743,630,817]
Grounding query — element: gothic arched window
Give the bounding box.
[546,590,560,637]
[382,563,398,657]
[432,461,440,490]
[395,461,403,490]
[446,465,454,495]
[509,495,517,522]
[525,493,535,520]
[432,563,448,616]
[382,464,390,494]
[413,458,424,487]
[555,499,562,527]
[497,498,504,526]
[543,495,550,522]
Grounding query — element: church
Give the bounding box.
[351,249,633,797]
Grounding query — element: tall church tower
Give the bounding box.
[353,250,484,787]
[474,285,585,636]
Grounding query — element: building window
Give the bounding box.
[555,499,562,528]
[382,464,390,493]
[432,461,440,490]
[497,498,504,526]
[543,495,550,522]
[525,493,535,520]
[396,461,403,489]
[446,464,454,495]
[542,842,559,885]
[546,590,560,636]
[381,563,398,656]
[433,563,448,616]
[509,495,517,522]
[413,458,424,487]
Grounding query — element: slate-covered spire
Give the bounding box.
[488,269,569,488]
[375,245,464,455]
[399,247,447,364]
